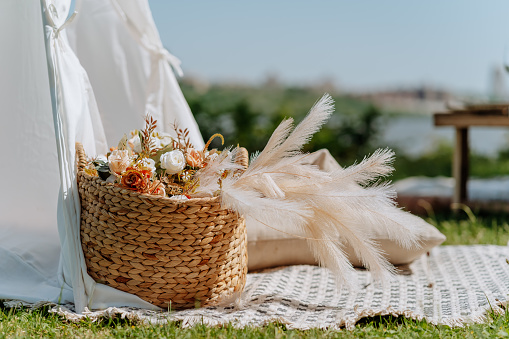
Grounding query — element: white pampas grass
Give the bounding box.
[191,147,244,197]
[193,93,420,288]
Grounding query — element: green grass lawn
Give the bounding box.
[2,209,509,338]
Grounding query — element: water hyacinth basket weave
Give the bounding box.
[76,142,248,309]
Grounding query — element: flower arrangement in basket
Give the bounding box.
[78,94,422,310]
[82,115,244,200]
[77,116,249,310]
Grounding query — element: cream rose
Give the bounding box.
[186,147,203,168]
[108,150,130,175]
[160,150,185,174]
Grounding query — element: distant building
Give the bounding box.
[180,75,210,94]
[353,86,454,115]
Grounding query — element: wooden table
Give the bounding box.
[433,112,509,204]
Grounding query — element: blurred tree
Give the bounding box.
[305,104,382,165]
[391,141,453,181]
[231,99,257,147]
[184,81,509,179]
[181,80,382,167]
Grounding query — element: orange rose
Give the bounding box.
[140,169,152,179]
[186,148,203,168]
[120,168,149,192]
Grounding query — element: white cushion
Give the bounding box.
[247,149,446,270]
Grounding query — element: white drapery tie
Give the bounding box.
[47,4,77,39]
[109,0,183,77]
[157,48,183,77]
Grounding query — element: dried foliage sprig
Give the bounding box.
[171,121,194,150]
[140,115,158,157]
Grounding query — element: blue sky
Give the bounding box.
[150,1,509,95]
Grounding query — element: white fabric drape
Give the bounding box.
[0,0,159,313]
[0,1,72,305]
[67,0,204,149]
[41,0,159,313]
[42,0,119,312]
[1,0,203,313]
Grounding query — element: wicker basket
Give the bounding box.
[76,143,248,309]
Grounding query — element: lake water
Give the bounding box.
[379,115,509,157]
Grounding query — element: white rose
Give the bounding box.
[153,132,173,148]
[128,134,142,153]
[139,157,156,176]
[160,150,185,174]
[96,154,108,162]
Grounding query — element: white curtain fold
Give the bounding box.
[41,0,158,313]
[0,0,73,307]
[68,0,204,149]
[1,0,200,313]
[41,0,104,312]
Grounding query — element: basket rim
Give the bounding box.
[78,170,222,205]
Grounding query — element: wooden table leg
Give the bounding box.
[453,127,469,204]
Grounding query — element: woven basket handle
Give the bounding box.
[76,142,87,173]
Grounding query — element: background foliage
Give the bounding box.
[181,81,509,181]
[182,82,380,166]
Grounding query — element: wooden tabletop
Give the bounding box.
[434,103,509,127]
[434,113,509,127]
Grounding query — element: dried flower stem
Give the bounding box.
[171,121,194,150]
[203,133,224,153]
[141,114,158,157]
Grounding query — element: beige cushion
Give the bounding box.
[247,149,446,271]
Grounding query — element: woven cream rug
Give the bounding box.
[52,245,509,329]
